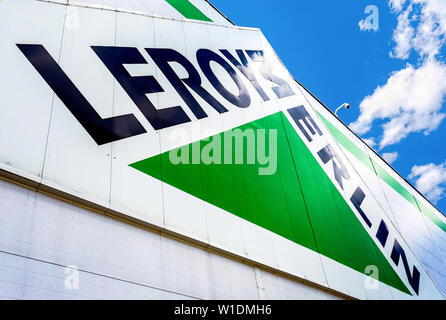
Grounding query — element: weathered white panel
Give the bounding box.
[367,151,446,295]
[0,252,193,300]
[65,0,233,26]
[110,12,164,227]
[281,99,442,299]
[260,270,338,300]
[296,83,446,299]
[272,234,327,288]
[42,5,115,207]
[0,178,338,300]
[68,0,182,19]
[0,0,66,181]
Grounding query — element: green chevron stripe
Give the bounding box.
[165,0,213,22]
[130,112,410,294]
[317,112,446,233]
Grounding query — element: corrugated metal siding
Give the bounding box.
[0,178,342,300]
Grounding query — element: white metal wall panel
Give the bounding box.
[260,271,338,300]
[297,82,446,298]
[68,0,182,20]
[64,0,232,26]
[280,90,444,299]
[0,0,66,182]
[0,178,342,300]
[192,39,331,290]
[0,252,193,300]
[272,230,328,290]
[313,93,446,297]
[192,27,262,260]
[367,151,446,295]
[421,202,446,259]
[156,20,213,243]
[109,12,164,227]
[41,5,115,207]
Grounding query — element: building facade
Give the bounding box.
[0,0,445,300]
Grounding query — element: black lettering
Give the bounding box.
[288,106,323,142]
[246,50,294,98]
[92,46,190,131]
[350,187,372,228]
[391,239,421,295]
[220,49,269,101]
[318,144,351,190]
[146,48,228,118]
[376,220,389,247]
[17,44,146,145]
[197,49,250,108]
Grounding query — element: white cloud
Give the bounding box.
[350,59,446,149]
[391,5,415,59]
[390,0,446,59]
[409,161,446,203]
[389,0,408,13]
[411,0,446,59]
[352,0,446,149]
[382,152,399,164]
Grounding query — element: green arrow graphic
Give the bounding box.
[130,112,410,295]
[165,0,213,22]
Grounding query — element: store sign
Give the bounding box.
[18,44,295,145]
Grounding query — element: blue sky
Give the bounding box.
[212,0,446,214]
